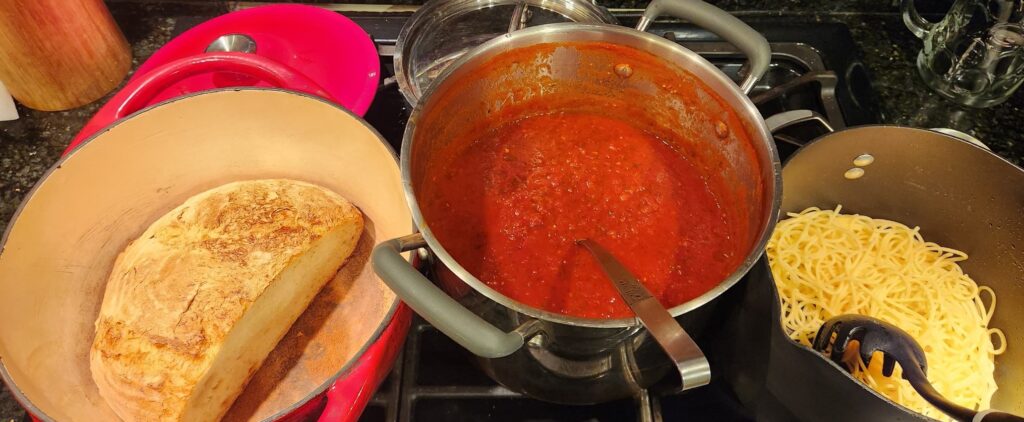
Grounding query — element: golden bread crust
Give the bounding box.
[90,179,362,421]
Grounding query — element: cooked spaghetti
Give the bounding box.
[767,206,1006,420]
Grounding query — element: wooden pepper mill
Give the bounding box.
[0,0,131,111]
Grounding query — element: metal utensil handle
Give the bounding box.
[636,0,770,94]
[577,240,711,390]
[372,233,525,358]
[508,2,529,33]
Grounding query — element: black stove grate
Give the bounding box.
[361,318,758,422]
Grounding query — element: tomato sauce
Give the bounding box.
[421,109,747,319]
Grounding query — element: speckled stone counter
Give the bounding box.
[0,3,224,420]
[0,1,1019,420]
[0,1,227,267]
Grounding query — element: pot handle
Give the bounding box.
[372,233,525,358]
[764,109,834,134]
[114,52,333,119]
[928,127,991,150]
[636,0,770,94]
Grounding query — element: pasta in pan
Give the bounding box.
[767,206,1006,420]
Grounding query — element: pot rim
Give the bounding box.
[779,125,1020,169]
[769,124,1024,421]
[0,87,403,422]
[401,23,783,329]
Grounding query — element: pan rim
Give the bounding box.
[0,87,406,422]
[769,124,1024,421]
[777,124,1024,171]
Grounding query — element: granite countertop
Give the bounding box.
[0,1,1020,420]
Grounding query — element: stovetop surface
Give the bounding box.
[171,10,882,422]
[344,13,880,422]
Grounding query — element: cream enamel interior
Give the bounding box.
[0,89,408,421]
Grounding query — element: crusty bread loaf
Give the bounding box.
[89,179,364,422]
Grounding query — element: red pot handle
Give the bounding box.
[114,52,333,119]
[318,305,411,422]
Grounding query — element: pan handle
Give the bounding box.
[764,109,835,134]
[928,128,990,150]
[372,233,526,358]
[763,109,834,148]
[114,53,333,119]
[764,112,991,154]
[636,0,770,94]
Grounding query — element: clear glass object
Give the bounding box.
[902,0,1024,108]
[394,0,616,105]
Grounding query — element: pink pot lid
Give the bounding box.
[134,4,379,115]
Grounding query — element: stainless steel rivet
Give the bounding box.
[205,34,257,54]
[853,154,874,167]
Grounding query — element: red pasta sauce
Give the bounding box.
[421,112,751,319]
[418,43,755,319]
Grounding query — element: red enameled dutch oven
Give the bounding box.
[1,5,409,422]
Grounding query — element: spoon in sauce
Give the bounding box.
[576,239,711,390]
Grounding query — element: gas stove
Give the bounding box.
[177,9,881,422]
[348,12,881,422]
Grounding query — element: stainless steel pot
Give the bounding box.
[719,123,1024,420]
[373,0,779,403]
